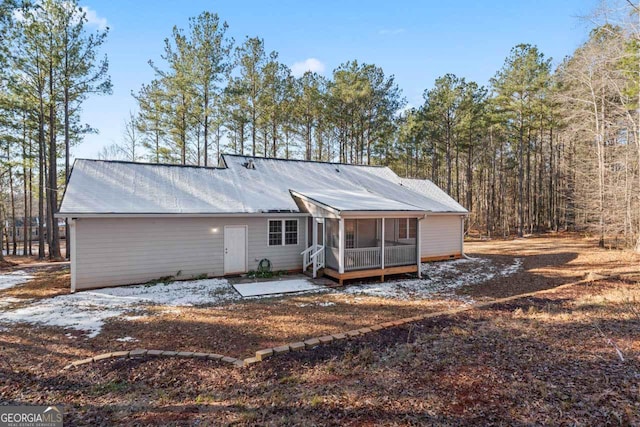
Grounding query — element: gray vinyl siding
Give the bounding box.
[73,216,307,290]
[420,215,463,258]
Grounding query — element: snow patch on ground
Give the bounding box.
[501,258,523,276]
[0,296,29,308]
[116,336,138,342]
[122,315,146,321]
[296,301,336,308]
[0,271,35,291]
[340,257,523,302]
[0,257,524,338]
[0,278,237,338]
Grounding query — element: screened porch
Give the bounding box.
[322,217,419,271]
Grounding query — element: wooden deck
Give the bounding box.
[322,264,419,285]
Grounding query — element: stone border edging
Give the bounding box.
[243,276,602,366]
[63,274,613,370]
[63,349,245,370]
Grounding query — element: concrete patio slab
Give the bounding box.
[233,278,325,297]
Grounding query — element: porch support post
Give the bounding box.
[381,218,385,269]
[416,217,422,278]
[322,217,326,247]
[305,216,309,249]
[338,217,345,274]
[312,217,317,249]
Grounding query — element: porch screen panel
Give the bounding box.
[356,219,377,247]
[408,218,417,239]
[325,218,339,270]
[326,219,339,248]
[398,218,417,240]
[399,219,407,240]
[384,218,396,242]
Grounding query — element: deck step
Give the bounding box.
[303,268,324,278]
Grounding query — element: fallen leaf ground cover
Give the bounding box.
[0,234,638,425]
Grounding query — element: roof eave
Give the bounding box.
[55,212,309,219]
[340,210,426,219]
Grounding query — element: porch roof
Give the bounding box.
[290,189,425,216]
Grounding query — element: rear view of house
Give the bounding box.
[57,155,467,291]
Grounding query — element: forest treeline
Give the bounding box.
[0,0,639,261]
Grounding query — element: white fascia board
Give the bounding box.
[288,190,341,216]
[421,211,469,216]
[55,212,310,219]
[340,211,426,219]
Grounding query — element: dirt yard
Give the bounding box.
[0,234,638,425]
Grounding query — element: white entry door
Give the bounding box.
[224,226,247,274]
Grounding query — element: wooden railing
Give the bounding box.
[344,247,381,271]
[312,245,325,277]
[321,244,417,272]
[301,245,316,270]
[302,244,325,278]
[384,244,417,266]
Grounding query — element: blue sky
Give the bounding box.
[76,0,597,159]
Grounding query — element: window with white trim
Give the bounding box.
[398,218,416,239]
[285,220,298,245]
[268,220,282,246]
[268,219,298,246]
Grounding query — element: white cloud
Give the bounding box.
[378,28,405,36]
[80,6,108,30]
[291,58,326,77]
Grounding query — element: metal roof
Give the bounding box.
[290,189,425,213]
[58,155,468,216]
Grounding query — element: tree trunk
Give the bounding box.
[0,203,7,262]
[28,135,33,256]
[272,121,277,157]
[38,97,45,260]
[305,120,312,160]
[216,125,221,166]
[155,129,160,163]
[7,146,17,255]
[525,127,531,234]
[251,106,256,157]
[22,115,29,257]
[48,52,61,260]
[636,44,640,252]
[517,113,524,237]
[203,88,209,167]
[446,117,452,195]
[466,142,473,212]
[64,85,71,259]
[181,95,187,165]
[0,209,4,262]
